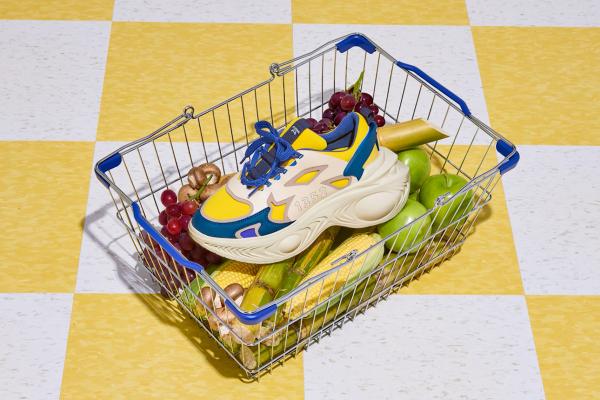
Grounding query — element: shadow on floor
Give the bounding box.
[80,203,248,381]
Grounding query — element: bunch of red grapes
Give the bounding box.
[141,188,222,298]
[306,90,386,134]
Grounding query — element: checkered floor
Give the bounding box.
[1,1,599,399]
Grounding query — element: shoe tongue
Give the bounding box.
[246,118,326,181]
[281,118,327,151]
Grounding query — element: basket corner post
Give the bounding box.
[496,139,520,175]
[95,152,122,188]
[335,33,377,54]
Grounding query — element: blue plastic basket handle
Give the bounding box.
[336,33,472,116]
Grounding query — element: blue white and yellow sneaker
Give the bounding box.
[188,112,409,263]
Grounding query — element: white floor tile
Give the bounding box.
[292,25,490,145]
[502,145,600,294]
[304,295,544,400]
[113,0,291,23]
[467,0,600,27]
[0,294,73,400]
[77,140,240,293]
[78,141,162,294]
[0,21,110,141]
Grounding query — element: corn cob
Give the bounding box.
[209,252,318,347]
[240,259,293,312]
[223,230,339,347]
[208,259,261,289]
[286,232,383,320]
[277,227,339,299]
[240,272,383,370]
[178,259,260,314]
[217,258,294,346]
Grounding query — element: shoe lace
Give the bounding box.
[240,121,301,196]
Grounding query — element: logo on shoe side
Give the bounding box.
[294,187,328,214]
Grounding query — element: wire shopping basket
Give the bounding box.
[95,33,519,379]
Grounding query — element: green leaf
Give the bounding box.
[350,70,365,101]
[179,275,204,310]
[190,173,213,201]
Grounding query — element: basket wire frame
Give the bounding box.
[95,34,513,379]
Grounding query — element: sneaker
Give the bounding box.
[188,112,409,263]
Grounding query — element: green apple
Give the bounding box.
[397,148,431,193]
[409,191,419,201]
[418,173,473,231]
[378,199,431,254]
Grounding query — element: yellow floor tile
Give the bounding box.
[473,27,600,145]
[61,294,304,399]
[0,0,114,20]
[292,0,468,25]
[527,296,600,400]
[98,23,293,142]
[398,145,523,294]
[0,142,93,292]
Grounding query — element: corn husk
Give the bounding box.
[377,118,448,152]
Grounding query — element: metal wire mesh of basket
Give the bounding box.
[94,33,519,379]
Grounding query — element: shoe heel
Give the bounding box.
[334,151,409,228]
[356,161,407,222]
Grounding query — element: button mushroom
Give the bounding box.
[215,307,237,325]
[198,163,221,185]
[200,286,221,310]
[188,163,221,189]
[188,167,206,190]
[224,283,244,301]
[185,163,227,202]
[177,184,198,202]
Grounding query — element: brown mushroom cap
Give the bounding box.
[188,167,207,189]
[177,184,198,202]
[224,283,244,300]
[200,286,217,309]
[215,307,237,325]
[197,163,221,185]
[196,171,231,202]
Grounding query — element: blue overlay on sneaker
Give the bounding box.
[343,121,378,180]
[192,207,292,239]
[322,113,359,150]
[321,113,378,180]
[239,227,258,238]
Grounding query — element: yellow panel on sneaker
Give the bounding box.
[291,169,321,185]
[201,185,252,221]
[329,178,351,189]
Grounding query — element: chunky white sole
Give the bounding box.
[188,147,410,264]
